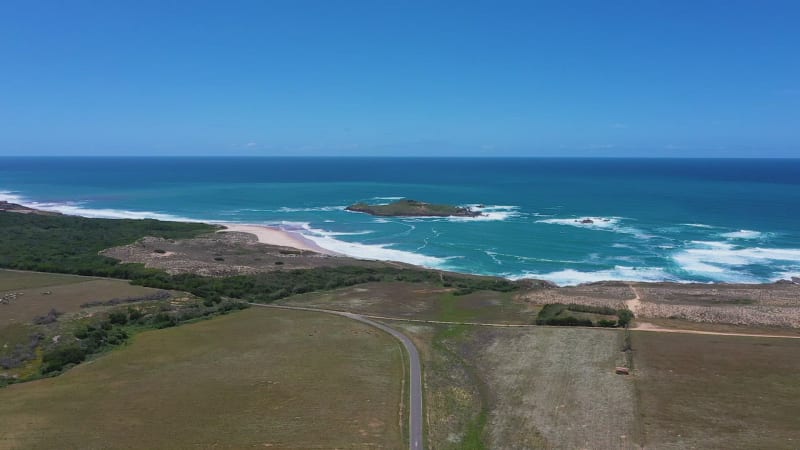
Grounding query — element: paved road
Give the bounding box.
[249,303,424,450]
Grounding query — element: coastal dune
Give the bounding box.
[219,224,336,255]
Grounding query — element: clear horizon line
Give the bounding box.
[1,155,799,159]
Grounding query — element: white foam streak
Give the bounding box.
[537,216,649,238]
[683,223,714,228]
[510,266,679,286]
[274,221,446,268]
[449,205,521,222]
[721,229,763,239]
[0,191,198,222]
[672,241,800,282]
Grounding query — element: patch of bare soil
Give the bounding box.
[101,232,391,276]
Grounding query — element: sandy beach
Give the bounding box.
[220,224,337,255]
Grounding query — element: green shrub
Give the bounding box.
[617,309,634,328]
[108,311,128,325]
[42,346,87,373]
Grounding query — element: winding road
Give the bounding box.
[249,303,424,450]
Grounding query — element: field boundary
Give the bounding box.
[248,303,425,450]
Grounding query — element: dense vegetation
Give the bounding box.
[0,212,518,305]
[0,212,216,278]
[13,295,251,380]
[346,199,481,217]
[536,303,633,327]
[131,267,518,303]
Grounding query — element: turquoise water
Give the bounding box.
[2,157,799,285]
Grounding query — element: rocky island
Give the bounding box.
[345,199,483,217]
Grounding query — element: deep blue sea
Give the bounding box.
[2,157,799,285]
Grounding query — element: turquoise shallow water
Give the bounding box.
[2,157,799,285]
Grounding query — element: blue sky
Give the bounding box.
[0,1,798,157]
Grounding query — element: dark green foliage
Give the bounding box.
[1,212,519,318]
[567,303,617,316]
[0,212,215,278]
[617,309,634,328]
[108,311,129,325]
[42,346,87,373]
[450,277,517,296]
[128,307,143,322]
[80,290,171,308]
[537,303,628,327]
[129,267,518,304]
[544,316,594,327]
[535,303,570,324]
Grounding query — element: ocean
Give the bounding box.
[2,157,799,286]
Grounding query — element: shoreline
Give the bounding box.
[219,223,341,256]
[1,194,798,287]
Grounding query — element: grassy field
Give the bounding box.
[0,270,92,291]
[391,323,485,450]
[391,323,637,449]
[283,281,539,324]
[0,307,404,449]
[1,271,163,328]
[633,331,800,449]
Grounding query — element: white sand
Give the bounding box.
[219,224,333,254]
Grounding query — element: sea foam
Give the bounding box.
[0,191,198,222]
[536,216,650,238]
[509,266,679,286]
[672,241,800,282]
[720,229,763,239]
[276,221,447,268]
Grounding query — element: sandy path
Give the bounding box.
[623,283,800,339]
[625,282,642,315]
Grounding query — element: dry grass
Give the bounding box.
[284,282,539,324]
[391,323,638,449]
[1,276,162,328]
[520,282,632,309]
[640,317,800,337]
[470,327,638,449]
[633,331,800,449]
[636,302,800,328]
[520,281,800,328]
[0,308,404,449]
[0,270,170,381]
[390,323,484,449]
[0,270,92,291]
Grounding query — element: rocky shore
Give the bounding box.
[345,199,483,217]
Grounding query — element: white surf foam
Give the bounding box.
[274,221,447,268]
[720,229,763,239]
[536,216,650,238]
[509,266,679,286]
[0,190,198,222]
[672,241,800,282]
[448,205,521,222]
[683,223,714,229]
